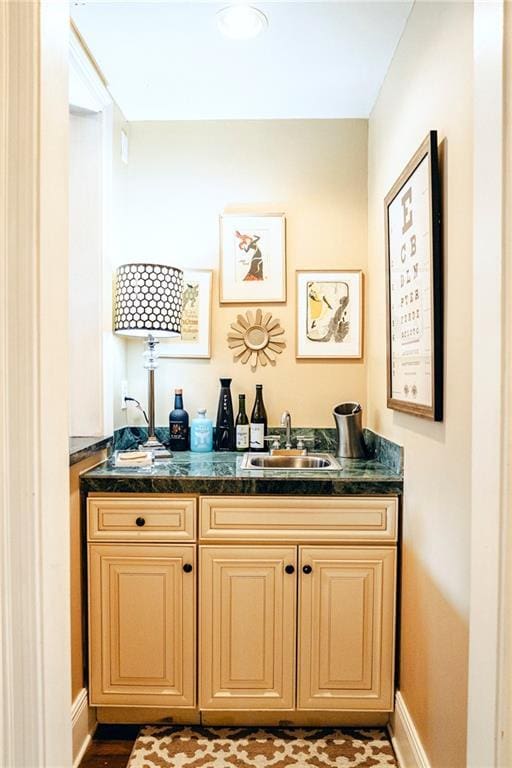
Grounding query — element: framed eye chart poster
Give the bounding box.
[384,131,443,421]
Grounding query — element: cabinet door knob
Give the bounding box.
[285,564,295,575]
[302,564,312,574]
[183,563,193,573]
[135,517,146,527]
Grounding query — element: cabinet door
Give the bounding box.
[89,544,195,707]
[200,545,296,709]
[298,546,396,711]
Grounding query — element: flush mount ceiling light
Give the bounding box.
[216,5,268,40]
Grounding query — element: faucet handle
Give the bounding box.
[296,435,314,451]
[263,435,281,451]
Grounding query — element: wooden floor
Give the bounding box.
[79,725,139,768]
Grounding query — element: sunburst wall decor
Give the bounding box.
[227,309,286,372]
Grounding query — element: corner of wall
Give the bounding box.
[71,688,97,768]
[389,692,431,768]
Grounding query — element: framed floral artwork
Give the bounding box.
[160,269,212,358]
[296,270,363,359]
[219,212,286,304]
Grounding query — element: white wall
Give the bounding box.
[69,110,103,436]
[367,3,472,766]
[117,119,368,428]
[111,103,130,428]
[69,30,125,438]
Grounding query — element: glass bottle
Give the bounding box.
[235,394,250,452]
[169,388,189,451]
[215,378,235,451]
[190,408,213,453]
[250,384,267,452]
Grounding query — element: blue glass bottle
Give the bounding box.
[190,408,213,453]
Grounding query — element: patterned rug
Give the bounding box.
[127,725,397,767]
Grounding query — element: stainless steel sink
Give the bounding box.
[240,453,342,471]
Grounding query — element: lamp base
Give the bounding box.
[141,435,173,460]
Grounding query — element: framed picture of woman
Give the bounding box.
[219,212,286,304]
[296,270,363,359]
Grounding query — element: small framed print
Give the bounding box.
[296,270,363,359]
[160,269,212,359]
[220,212,286,304]
[385,130,443,420]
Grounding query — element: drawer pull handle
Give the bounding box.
[135,517,146,527]
[302,564,312,574]
[285,564,295,575]
[183,563,193,573]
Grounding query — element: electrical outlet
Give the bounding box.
[121,380,129,409]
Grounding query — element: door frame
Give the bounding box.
[0,2,72,766]
[467,1,511,765]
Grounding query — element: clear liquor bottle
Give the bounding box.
[250,384,267,452]
[235,394,250,452]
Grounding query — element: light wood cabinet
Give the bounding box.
[87,493,398,719]
[70,451,107,704]
[298,546,396,711]
[89,543,196,707]
[199,546,296,710]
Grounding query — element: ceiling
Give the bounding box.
[71,1,413,121]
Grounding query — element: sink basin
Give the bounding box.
[240,453,342,471]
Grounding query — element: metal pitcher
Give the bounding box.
[333,402,366,458]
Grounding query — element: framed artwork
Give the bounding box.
[384,130,443,420]
[296,270,363,359]
[219,212,286,304]
[160,269,212,358]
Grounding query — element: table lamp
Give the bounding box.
[113,262,183,458]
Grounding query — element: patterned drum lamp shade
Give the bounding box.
[113,263,183,337]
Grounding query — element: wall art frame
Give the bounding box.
[160,269,212,359]
[384,130,443,420]
[219,212,286,304]
[227,308,286,371]
[296,269,363,359]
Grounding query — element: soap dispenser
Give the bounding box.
[190,408,213,453]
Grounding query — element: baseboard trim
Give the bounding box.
[388,691,431,768]
[72,688,96,768]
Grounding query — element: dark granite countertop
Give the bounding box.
[81,450,403,496]
[69,435,112,466]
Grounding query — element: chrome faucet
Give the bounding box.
[280,410,292,449]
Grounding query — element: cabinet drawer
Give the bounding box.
[200,496,397,543]
[88,496,196,541]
